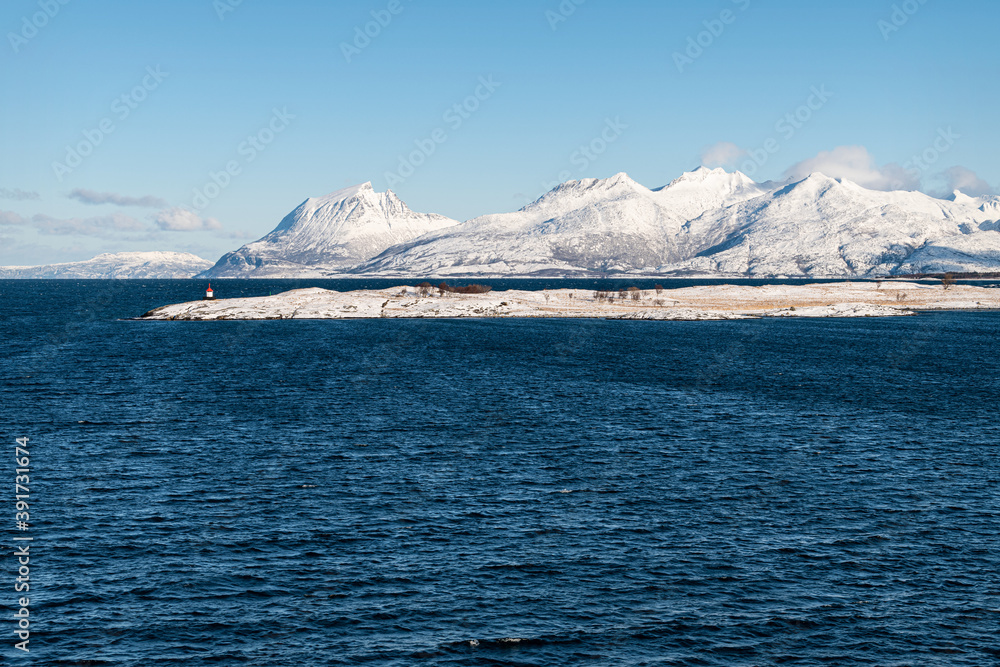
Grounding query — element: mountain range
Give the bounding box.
[201,167,1000,278]
[0,251,213,279]
[4,168,999,279]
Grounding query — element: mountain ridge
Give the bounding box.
[351,167,1000,277]
[0,251,213,279]
[20,168,995,280]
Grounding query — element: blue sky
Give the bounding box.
[1,0,998,265]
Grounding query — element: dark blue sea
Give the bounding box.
[1,279,999,666]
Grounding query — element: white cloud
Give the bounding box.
[784,146,920,191]
[936,166,996,198]
[69,189,168,208]
[701,142,748,168]
[0,188,40,201]
[32,212,147,237]
[0,210,26,226]
[153,207,222,232]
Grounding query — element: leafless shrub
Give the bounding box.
[628,286,642,301]
[654,299,665,307]
[416,282,433,297]
[655,284,664,295]
[436,282,493,294]
[895,291,907,302]
[941,273,956,290]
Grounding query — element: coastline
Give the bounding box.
[138,282,1000,321]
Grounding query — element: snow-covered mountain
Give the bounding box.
[358,169,770,276]
[355,168,1000,277]
[0,251,213,279]
[666,174,1000,276]
[199,183,459,278]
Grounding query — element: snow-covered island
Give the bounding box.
[139,282,1000,321]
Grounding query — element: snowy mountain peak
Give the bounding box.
[301,182,407,214]
[947,190,978,204]
[200,183,458,277]
[661,168,759,198]
[522,172,648,213]
[803,172,841,186]
[774,172,843,197]
[309,181,374,204]
[558,172,646,194]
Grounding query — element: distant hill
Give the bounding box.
[0,252,213,279]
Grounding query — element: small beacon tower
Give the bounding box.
[204,283,216,301]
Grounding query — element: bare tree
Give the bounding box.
[655,284,664,295]
[942,273,956,290]
[628,286,642,301]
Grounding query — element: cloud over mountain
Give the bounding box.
[783,146,919,192]
[936,166,996,198]
[701,142,748,168]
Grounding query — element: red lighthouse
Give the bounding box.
[204,283,216,300]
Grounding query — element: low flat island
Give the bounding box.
[139,282,1000,321]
